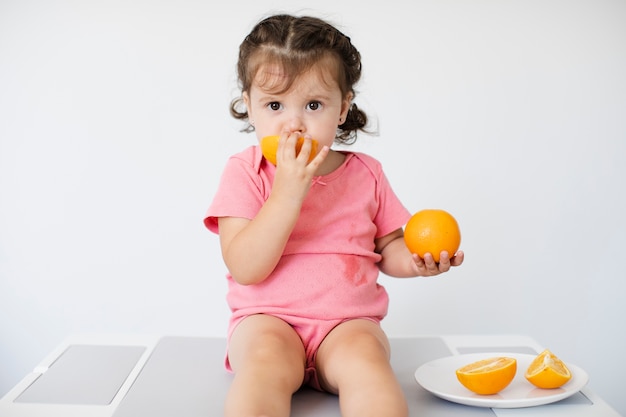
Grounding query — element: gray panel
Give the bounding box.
[112,336,230,417]
[15,345,145,405]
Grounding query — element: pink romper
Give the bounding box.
[204,146,411,389]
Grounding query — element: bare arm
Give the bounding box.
[217,202,294,285]
[376,228,465,277]
[219,135,328,285]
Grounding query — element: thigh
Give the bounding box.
[228,314,306,378]
[315,318,392,393]
[225,315,307,417]
[315,319,407,416]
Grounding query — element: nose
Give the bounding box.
[284,111,305,135]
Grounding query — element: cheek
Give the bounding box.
[314,125,340,147]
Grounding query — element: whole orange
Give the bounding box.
[404,209,461,262]
[260,135,318,166]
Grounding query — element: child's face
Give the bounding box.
[243,62,352,149]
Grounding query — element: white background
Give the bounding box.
[1,0,625,414]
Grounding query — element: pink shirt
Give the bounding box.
[205,146,411,322]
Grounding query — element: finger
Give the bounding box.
[438,251,451,272]
[412,252,425,268]
[450,250,464,266]
[275,133,288,160]
[276,132,299,164]
[307,145,329,170]
[411,253,429,275]
[422,253,440,275]
[297,135,315,163]
[285,132,299,157]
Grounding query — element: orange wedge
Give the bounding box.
[525,349,572,389]
[456,357,517,395]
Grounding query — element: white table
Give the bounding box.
[0,334,620,417]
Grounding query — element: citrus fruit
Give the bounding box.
[403,209,461,262]
[456,357,517,395]
[260,135,318,166]
[525,349,572,389]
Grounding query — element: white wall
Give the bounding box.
[1,0,625,414]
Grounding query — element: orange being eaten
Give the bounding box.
[404,209,461,262]
[260,135,319,166]
[456,357,517,395]
[525,349,572,389]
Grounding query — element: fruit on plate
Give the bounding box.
[260,135,318,166]
[456,356,517,395]
[404,209,461,263]
[525,349,572,389]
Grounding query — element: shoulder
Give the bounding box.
[345,151,385,177]
[220,145,277,179]
[227,145,264,170]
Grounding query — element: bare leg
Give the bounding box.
[315,319,408,417]
[225,314,306,417]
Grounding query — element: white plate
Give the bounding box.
[414,352,588,408]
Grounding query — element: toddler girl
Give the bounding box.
[205,13,463,417]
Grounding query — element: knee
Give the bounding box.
[228,315,306,378]
[228,329,306,396]
[320,325,393,372]
[341,330,390,361]
[245,330,301,363]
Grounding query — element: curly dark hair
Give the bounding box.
[230,14,369,144]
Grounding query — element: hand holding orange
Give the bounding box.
[260,135,319,166]
[404,209,461,262]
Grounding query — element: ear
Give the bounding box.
[340,92,354,123]
[243,91,252,119]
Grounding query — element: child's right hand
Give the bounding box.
[270,132,328,205]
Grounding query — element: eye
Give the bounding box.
[307,101,322,111]
[268,102,281,111]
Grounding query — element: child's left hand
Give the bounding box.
[411,250,464,277]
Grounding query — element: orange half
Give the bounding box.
[456,357,517,395]
[260,135,318,166]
